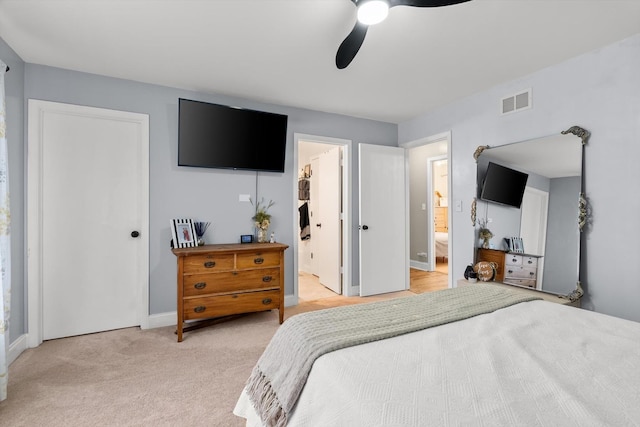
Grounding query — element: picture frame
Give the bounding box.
[304,164,311,178]
[170,218,198,248]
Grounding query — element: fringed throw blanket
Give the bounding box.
[245,284,540,427]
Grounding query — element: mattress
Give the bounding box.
[235,299,640,426]
[435,231,448,257]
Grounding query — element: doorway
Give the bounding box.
[293,134,352,304]
[403,132,452,290]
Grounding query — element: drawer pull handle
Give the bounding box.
[204,261,216,268]
[262,298,272,305]
[194,306,206,313]
[527,260,533,264]
[529,272,535,276]
[194,282,207,290]
[262,276,273,282]
[254,257,264,265]
[508,269,514,274]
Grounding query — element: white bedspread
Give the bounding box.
[235,300,640,426]
[435,231,448,257]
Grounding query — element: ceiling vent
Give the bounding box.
[501,89,531,115]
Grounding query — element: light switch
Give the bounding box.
[239,194,251,202]
[455,200,463,212]
[421,203,426,211]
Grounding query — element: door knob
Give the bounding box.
[361,225,369,230]
[131,231,140,238]
[316,223,322,228]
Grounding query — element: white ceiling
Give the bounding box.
[480,133,582,178]
[1,0,639,123]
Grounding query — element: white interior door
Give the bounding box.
[317,147,341,293]
[359,144,407,296]
[520,186,548,289]
[309,157,320,276]
[28,100,149,342]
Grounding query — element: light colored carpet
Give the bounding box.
[1,290,415,426]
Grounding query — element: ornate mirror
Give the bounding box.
[472,126,589,300]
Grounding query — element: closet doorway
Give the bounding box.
[294,134,351,303]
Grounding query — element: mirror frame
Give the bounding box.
[471,126,590,302]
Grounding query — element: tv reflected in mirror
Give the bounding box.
[480,162,528,208]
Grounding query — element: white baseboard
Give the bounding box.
[285,294,298,307]
[410,260,430,271]
[145,311,176,329]
[8,334,28,365]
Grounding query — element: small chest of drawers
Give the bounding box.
[504,253,539,289]
[172,242,288,342]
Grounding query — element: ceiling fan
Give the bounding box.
[336,0,472,69]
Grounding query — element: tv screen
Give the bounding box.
[178,98,288,172]
[480,162,529,208]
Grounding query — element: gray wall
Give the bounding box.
[4,43,397,343]
[399,33,640,322]
[0,38,25,346]
[543,176,581,294]
[23,65,397,315]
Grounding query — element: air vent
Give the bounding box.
[501,89,531,115]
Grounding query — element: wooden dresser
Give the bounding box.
[476,248,541,289]
[476,248,506,282]
[172,242,288,342]
[434,206,448,232]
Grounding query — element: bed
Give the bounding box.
[435,231,448,259]
[234,284,640,426]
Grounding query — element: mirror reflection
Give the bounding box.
[474,131,583,296]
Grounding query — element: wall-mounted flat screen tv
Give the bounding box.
[178,98,288,172]
[480,161,529,208]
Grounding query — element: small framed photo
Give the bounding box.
[171,218,197,248]
[304,164,311,178]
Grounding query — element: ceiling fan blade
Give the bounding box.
[336,22,369,69]
[389,0,471,7]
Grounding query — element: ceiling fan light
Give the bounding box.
[357,1,389,26]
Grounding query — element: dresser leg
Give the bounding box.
[279,307,284,324]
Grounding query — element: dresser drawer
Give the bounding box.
[183,268,280,296]
[183,290,280,320]
[183,254,234,274]
[503,278,536,288]
[505,254,538,268]
[505,266,537,280]
[236,251,281,269]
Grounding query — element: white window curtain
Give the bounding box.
[0,59,11,402]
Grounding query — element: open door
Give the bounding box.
[520,186,549,289]
[316,147,342,294]
[359,144,407,296]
